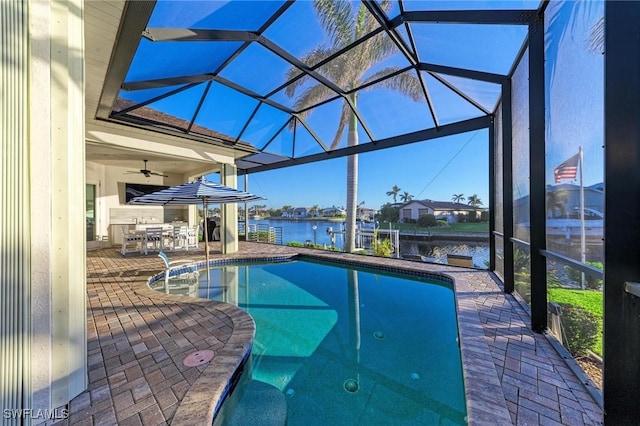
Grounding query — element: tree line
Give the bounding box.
[386,185,484,208]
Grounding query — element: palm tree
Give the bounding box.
[386,185,402,203]
[285,1,423,252]
[253,204,267,217]
[467,194,483,208]
[452,193,465,203]
[546,186,569,218]
[400,191,413,203]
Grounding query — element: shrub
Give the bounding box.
[457,213,466,222]
[467,210,478,222]
[565,262,604,290]
[373,238,393,257]
[287,241,342,252]
[417,213,438,227]
[559,303,599,356]
[480,210,489,222]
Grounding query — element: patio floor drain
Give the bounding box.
[183,349,215,367]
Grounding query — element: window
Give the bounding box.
[86,184,96,241]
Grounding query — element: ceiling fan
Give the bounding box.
[126,159,168,178]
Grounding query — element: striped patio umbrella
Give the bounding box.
[128,176,264,265]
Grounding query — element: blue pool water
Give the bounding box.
[152,258,466,425]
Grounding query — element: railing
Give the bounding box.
[326,227,401,258]
[245,224,283,245]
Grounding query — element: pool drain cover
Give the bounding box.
[344,379,359,393]
[183,349,215,367]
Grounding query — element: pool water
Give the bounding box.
[153,258,466,425]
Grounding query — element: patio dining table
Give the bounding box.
[121,224,197,255]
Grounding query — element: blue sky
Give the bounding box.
[241,129,489,210]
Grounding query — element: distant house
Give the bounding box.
[282,207,310,218]
[323,206,346,217]
[399,199,484,223]
[514,183,604,224]
[358,207,378,222]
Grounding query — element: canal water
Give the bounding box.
[248,219,489,268]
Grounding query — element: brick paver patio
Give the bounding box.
[57,242,602,425]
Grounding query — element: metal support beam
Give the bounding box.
[96,1,156,119]
[418,62,507,84]
[528,14,546,332]
[143,28,258,42]
[243,115,491,173]
[402,9,535,25]
[363,0,419,66]
[603,1,640,423]
[501,80,515,293]
[121,74,214,92]
[427,71,491,115]
[488,117,496,271]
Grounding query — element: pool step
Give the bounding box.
[225,380,287,426]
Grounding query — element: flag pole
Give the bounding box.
[579,146,586,289]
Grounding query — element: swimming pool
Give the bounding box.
[151,257,466,425]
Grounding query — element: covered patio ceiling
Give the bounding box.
[95,0,539,174]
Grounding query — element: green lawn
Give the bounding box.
[383,221,489,233]
[548,287,603,356]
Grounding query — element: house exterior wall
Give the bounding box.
[323,207,345,217]
[435,210,458,223]
[400,202,434,221]
[1,0,87,417]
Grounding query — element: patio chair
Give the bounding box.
[142,227,164,254]
[157,251,199,290]
[186,226,199,250]
[170,225,189,251]
[120,226,142,255]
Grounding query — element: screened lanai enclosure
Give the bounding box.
[90,0,637,423]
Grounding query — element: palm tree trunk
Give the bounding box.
[344,106,359,253]
[345,150,358,252]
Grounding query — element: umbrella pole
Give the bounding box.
[203,198,210,266]
[203,198,211,290]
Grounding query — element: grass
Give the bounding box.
[382,221,489,233]
[548,286,603,356]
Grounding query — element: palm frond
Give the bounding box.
[361,68,425,102]
[588,17,604,54]
[314,0,354,48]
[293,83,339,116]
[322,34,397,90]
[546,1,603,90]
[318,54,356,87]
[360,2,381,35]
[329,100,352,150]
[360,32,398,67]
[284,46,337,97]
[355,2,369,38]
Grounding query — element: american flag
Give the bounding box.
[554,153,580,183]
